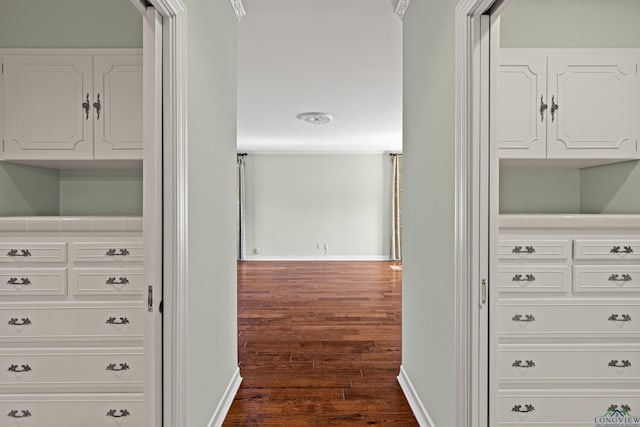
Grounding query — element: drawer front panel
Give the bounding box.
[574,239,640,261]
[574,265,640,294]
[498,394,640,423]
[498,304,640,336]
[0,307,144,341]
[0,269,66,296]
[0,394,144,426]
[497,346,640,382]
[70,268,144,296]
[0,243,67,264]
[498,265,570,295]
[70,242,143,264]
[498,239,570,261]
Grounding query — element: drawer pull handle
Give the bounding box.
[6,277,31,286]
[6,249,31,257]
[8,317,31,326]
[608,274,632,282]
[106,248,130,257]
[512,360,535,368]
[106,363,131,372]
[609,314,632,322]
[106,277,130,286]
[511,404,535,413]
[512,274,536,283]
[608,360,632,368]
[512,246,536,254]
[106,409,130,418]
[8,364,31,373]
[610,246,634,254]
[7,409,31,418]
[512,314,536,323]
[106,316,130,325]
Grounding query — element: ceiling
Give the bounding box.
[237,0,403,153]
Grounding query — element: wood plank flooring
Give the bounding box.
[224,261,418,426]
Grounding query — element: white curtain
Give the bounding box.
[237,153,247,260]
[390,153,402,261]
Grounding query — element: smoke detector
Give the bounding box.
[297,112,332,125]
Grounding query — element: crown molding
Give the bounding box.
[229,0,246,21]
[394,0,411,21]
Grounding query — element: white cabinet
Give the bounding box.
[1,51,142,162]
[498,49,638,160]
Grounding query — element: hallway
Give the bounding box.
[223,261,418,426]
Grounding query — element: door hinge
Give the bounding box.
[147,285,153,312]
[480,279,487,307]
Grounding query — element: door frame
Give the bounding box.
[454,0,511,426]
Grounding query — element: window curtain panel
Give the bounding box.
[237,153,247,260]
[390,153,402,261]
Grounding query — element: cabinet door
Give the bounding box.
[497,51,547,159]
[547,53,637,159]
[93,55,143,160]
[3,55,93,160]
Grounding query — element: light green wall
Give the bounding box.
[0,163,58,216]
[581,161,640,214]
[245,154,391,258]
[501,0,640,48]
[500,168,581,214]
[185,0,238,425]
[403,0,456,425]
[0,0,142,48]
[58,169,142,216]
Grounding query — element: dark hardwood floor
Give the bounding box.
[224,261,418,426]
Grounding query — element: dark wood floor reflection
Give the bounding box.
[223,261,418,426]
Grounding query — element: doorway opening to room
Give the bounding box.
[228,1,413,424]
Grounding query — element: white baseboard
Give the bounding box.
[397,365,435,427]
[207,367,242,427]
[243,255,392,261]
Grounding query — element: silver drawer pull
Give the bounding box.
[608,274,632,282]
[7,409,32,418]
[106,409,130,418]
[610,246,634,254]
[512,274,536,283]
[6,277,31,286]
[608,360,632,368]
[8,364,31,373]
[8,317,31,326]
[106,317,130,325]
[609,314,632,322]
[106,248,130,257]
[511,404,535,413]
[106,363,130,372]
[512,314,536,323]
[106,277,130,286]
[512,360,535,368]
[6,249,31,257]
[512,246,536,254]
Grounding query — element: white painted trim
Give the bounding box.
[228,0,246,21]
[207,368,243,427]
[397,366,434,427]
[394,0,411,21]
[244,255,393,261]
[0,48,141,55]
[129,0,148,16]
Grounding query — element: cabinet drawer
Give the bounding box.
[0,243,67,264]
[70,242,143,264]
[498,239,570,261]
[0,306,143,342]
[0,269,67,296]
[0,393,144,426]
[497,345,640,383]
[574,239,640,261]
[574,265,640,294]
[498,265,569,295]
[498,393,640,424]
[70,268,144,297]
[498,303,640,338]
[0,348,144,392]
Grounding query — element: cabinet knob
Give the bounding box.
[106,363,130,372]
[8,364,32,373]
[106,248,130,257]
[610,246,634,254]
[608,314,632,322]
[608,274,632,283]
[511,404,535,413]
[539,95,548,122]
[106,277,130,286]
[7,317,32,326]
[6,277,31,286]
[106,409,130,418]
[512,360,535,368]
[82,93,91,120]
[550,95,559,121]
[608,360,632,368]
[7,409,32,419]
[512,274,536,283]
[512,246,535,254]
[93,93,102,120]
[106,316,130,325]
[512,314,536,323]
[6,249,31,257]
